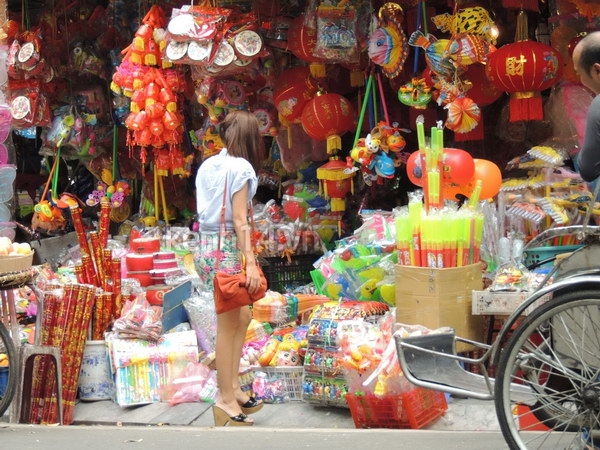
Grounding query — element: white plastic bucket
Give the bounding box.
[78,340,112,401]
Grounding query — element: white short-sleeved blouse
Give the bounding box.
[195,148,257,232]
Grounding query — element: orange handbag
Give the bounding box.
[213,176,267,314]
[213,267,267,314]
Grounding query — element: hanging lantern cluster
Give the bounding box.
[486,11,562,122]
[111,5,190,175]
[127,5,172,69]
[408,5,498,138]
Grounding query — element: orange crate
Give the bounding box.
[346,387,447,429]
[402,386,448,429]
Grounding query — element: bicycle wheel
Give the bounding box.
[495,290,600,450]
[0,320,17,418]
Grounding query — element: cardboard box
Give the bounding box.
[395,264,484,347]
[472,290,552,316]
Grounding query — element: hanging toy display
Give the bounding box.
[431,6,498,46]
[85,126,133,222]
[32,153,68,234]
[367,3,409,79]
[194,77,248,125]
[313,3,360,65]
[408,31,457,80]
[397,77,432,108]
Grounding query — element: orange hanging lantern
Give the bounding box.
[486,11,562,122]
[159,88,177,112]
[162,110,181,130]
[286,16,328,79]
[301,91,354,155]
[317,158,355,213]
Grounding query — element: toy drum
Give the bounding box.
[126,270,152,287]
[130,237,160,254]
[125,253,154,272]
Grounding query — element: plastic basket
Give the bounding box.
[346,387,447,429]
[522,245,582,269]
[261,255,320,293]
[257,366,304,401]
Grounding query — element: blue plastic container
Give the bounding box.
[0,366,8,396]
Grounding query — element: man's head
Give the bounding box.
[572,31,600,94]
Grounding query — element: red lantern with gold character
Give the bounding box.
[301,91,354,155]
[286,16,328,79]
[486,11,562,122]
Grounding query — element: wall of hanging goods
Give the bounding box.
[0,0,599,426]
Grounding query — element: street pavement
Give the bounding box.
[0,423,513,449]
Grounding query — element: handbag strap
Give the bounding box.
[215,175,228,271]
[215,175,258,272]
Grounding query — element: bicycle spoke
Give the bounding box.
[495,292,600,449]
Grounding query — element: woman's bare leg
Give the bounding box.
[231,306,252,401]
[214,307,252,421]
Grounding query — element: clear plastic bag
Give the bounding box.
[313,5,359,64]
[183,289,217,355]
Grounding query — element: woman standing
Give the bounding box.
[194,110,264,426]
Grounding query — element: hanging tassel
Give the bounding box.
[310,62,327,79]
[509,92,543,122]
[350,70,364,87]
[129,51,143,65]
[327,135,342,154]
[144,52,157,67]
[133,36,146,52]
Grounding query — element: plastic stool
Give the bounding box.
[14,344,63,424]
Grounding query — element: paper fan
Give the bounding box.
[444,96,481,133]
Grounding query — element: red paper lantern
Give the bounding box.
[486,40,562,122]
[286,16,328,78]
[463,63,503,107]
[301,92,354,154]
[273,66,319,124]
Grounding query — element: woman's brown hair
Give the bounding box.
[219,110,263,172]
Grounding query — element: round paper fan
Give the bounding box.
[445,96,481,133]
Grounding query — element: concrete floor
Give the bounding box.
[69,394,500,431]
